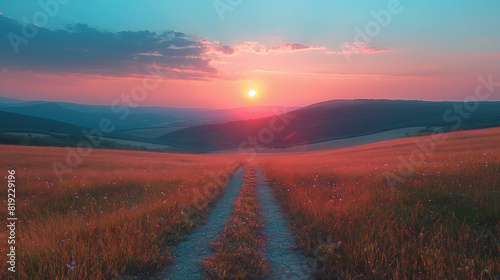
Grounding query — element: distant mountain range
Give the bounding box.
[1,97,500,153]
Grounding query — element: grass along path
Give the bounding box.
[256,166,315,279]
[260,128,500,279]
[203,166,268,279]
[157,165,314,279]
[0,145,242,280]
[159,166,246,279]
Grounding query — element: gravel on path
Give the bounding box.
[159,166,246,280]
[256,166,316,280]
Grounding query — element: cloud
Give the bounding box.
[230,41,327,55]
[200,40,236,56]
[335,42,393,55]
[205,41,392,57]
[0,15,218,80]
[201,41,329,57]
[266,43,324,52]
[0,14,395,81]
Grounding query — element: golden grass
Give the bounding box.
[1,127,499,279]
[261,128,500,279]
[0,145,242,279]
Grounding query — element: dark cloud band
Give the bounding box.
[0,14,219,80]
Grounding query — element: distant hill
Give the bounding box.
[0,110,174,146]
[0,111,173,151]
[0,111,87,135]
[0,97,297,131]
[0,96,26,104]
[3,98,500,153]
[156,99,500,152]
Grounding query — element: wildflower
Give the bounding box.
[66,261,76,270]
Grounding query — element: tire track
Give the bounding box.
[203,166,268,278]
[255,166,316,280]
[159,166,246,280]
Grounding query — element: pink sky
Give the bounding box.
[1,37,499,108]
[1,1,500,109]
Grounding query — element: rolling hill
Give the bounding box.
[0,97,297,131]
[156,99,500,152]
[3,98,500,153]
[0,111,87,135]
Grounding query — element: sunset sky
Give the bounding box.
[1,0,499,108]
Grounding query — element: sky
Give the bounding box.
[0,0,499,108]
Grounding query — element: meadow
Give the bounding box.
[0,127,498,279]
[261,127,500,279]
[0,145,242,279]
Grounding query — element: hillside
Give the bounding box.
[0,111,87,135]
[0,97,297,131]
[157,99,500,152]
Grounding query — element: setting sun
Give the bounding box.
[248,89,257,98]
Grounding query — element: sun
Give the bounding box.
[248,89,257,98]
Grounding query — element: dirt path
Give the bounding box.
[256,167,316,280]
[157,166,314,279]
[159,166,246,280]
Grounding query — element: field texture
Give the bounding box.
[0,145,241,279]
[1,127,499,279]
[261,128,500,279]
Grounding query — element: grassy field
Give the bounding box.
[0,145,242,279]
[1,127,499,279]
[261,127,500,279]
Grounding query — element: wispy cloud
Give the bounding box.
[204,40,393,57]
[222,41,327,55]
[335,42,394,55]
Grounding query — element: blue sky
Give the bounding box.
[2,0,499,52]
